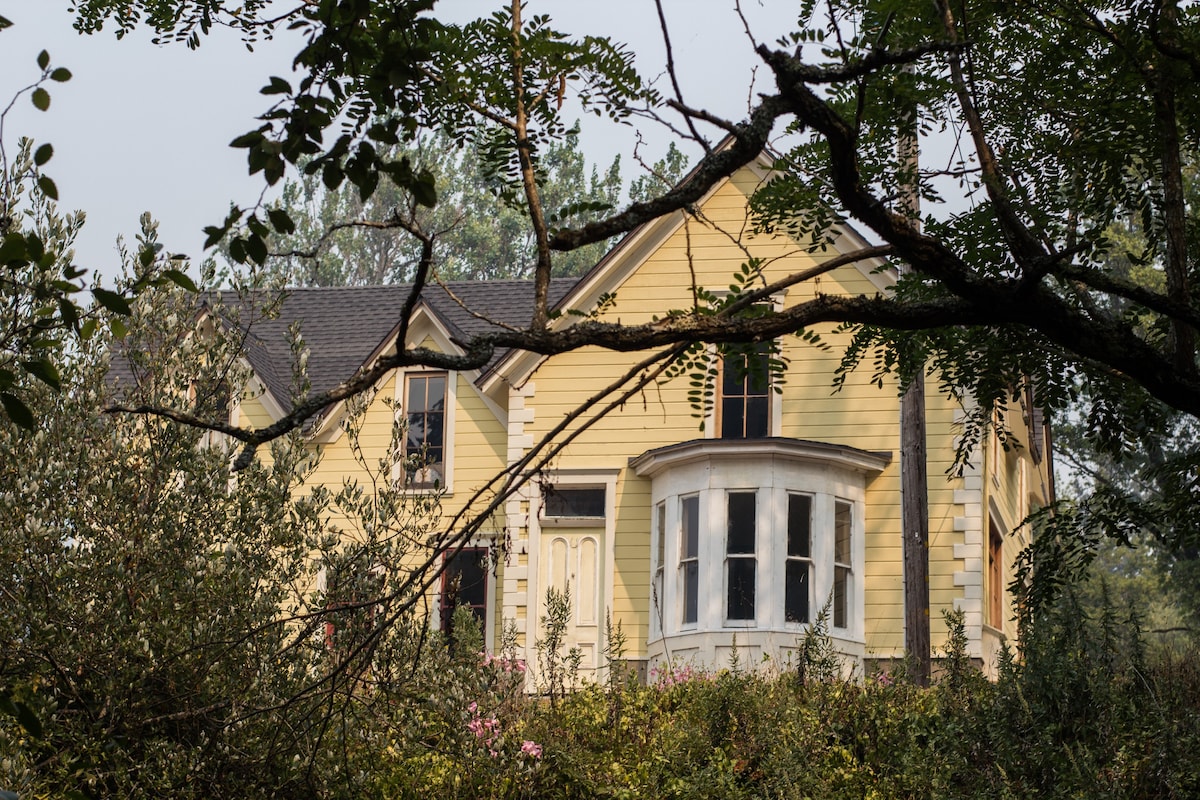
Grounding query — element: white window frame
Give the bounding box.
[393,368,456,492]
[679,494,700,627]
[724,490,758,625]
[832,499,853,630]
[652,500,667,639]
[784,492,814,625]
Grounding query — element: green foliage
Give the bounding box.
[0,264,454,797]
[262,129,633,284]
[0,41,185,432]
[535,586,582,706]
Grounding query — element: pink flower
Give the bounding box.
[467,701,478,714]
[521,740,543,759]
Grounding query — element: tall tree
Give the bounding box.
[264,128,629,285]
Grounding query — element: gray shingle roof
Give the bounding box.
[221,278,575,412]
[106,278,576,421]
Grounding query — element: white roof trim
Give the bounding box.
[630,437,892,478]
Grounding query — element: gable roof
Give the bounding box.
[106,279,575,419]
[217,278,574,414]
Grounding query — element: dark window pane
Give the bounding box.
[682,496,699,559]
[723,356,745,393]
[721,398,745,438]
[727,559,755,619]
[835,501,852,564]
[544,486,606,518]
[683,561,698,624]
[727,492,756,553]
[785,560,810,623]
[833,566,848,629]
[425,375,446,411]
[442,548,488,630]
[788,495,811,557]
[745,396,769,438]
[747,355,770,394]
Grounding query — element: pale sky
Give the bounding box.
[0,2,803,282]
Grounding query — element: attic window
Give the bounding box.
[719,342,771,439]
[404,372,446,487]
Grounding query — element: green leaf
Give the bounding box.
[93,287,132,316]
[109,317,128,339]
[37,49,49,70]
[15,701,43,737]
[31,87,50,111]
[0,233,27,265]
[322,162,344,190]
[0,14,13,30]
[37,174,58,200]
[228,236,247,264]
[1,393,35,430]
[80,318,97,340]
[412,170,437,208]
[34,143,53,166]
[268,208,296,234]
[229,129,266,149]
[162,268,198,292]
[22,359,60,391]
[50,67,71,82]
[203,225,228,249]
[261,75,292,95]
[245,233,268,265]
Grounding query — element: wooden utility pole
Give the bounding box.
[898,93,931,686]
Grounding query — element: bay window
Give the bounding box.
[632,438,887,665]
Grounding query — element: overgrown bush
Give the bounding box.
[365,599,1200,800]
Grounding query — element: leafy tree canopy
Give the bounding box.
[260,129,686,285]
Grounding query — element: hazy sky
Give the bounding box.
[0,2,803,282]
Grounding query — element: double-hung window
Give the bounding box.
[680,495,699,625]
[833,500,852,629]
[719,342,771,439]
[404,372,446,487]
[785,493,813,624]
[726,492,756,620]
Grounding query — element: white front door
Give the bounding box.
[538,525,604,674]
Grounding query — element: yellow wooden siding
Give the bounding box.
[513,166,974,661]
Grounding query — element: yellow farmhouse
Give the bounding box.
[225,155,1053,678]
